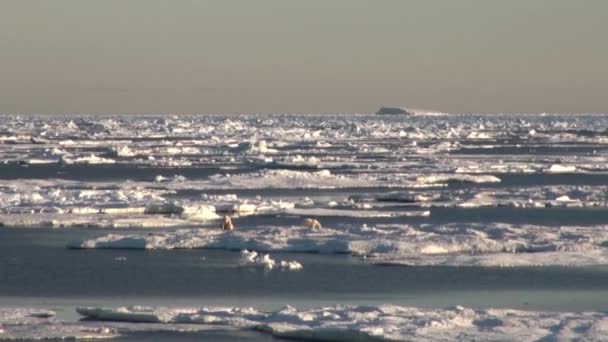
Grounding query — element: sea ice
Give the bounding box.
[417,174,501,185]
[240,250,302,271]
[68,222,608,266]
[546,164,577,173]
[0,308,118,340]
[75,304,608,341]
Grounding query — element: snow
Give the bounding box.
[236,140,277,154]
[0,308,118,340]
[75,304,608,341]
[6,114,608,339]
[4,115,608,252]
[0,213,203,229]
[61,154,116,164]
[144,203,221,221]
[108,145,136,157]
[68,222,608,266]
[206,169,374,189]
[3,176,608,230]
[277,155,320,167]
[546,164,578,173]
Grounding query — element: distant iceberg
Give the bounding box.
[376,106,413,115]
[376,106,447,116]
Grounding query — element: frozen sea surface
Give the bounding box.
[10,303,606,341]
[3,113,608,340]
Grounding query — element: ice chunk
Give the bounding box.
[417,174,501,185]
[279,260,303,270]
[108,145,136,157]
[144,202,184,215]
[236,140,277,154]
[61,154,116,164]
[546,164,577,173]
[182,205,221,221]
[240,250,301,271]
[143,202,220,221]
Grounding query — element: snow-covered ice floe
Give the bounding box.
[5,304,608,341]
[284,207,430,218]
[0,308,118,340]
[4,114,608,178]
[0,213,220,229]
[0,177,435,227]
[75,304,608,341]
[0,307,249,340]
[0,183,222,228]
[204,169,379,189]
[68,223,608,266]
[416,174,501,185]
[546,164,578,174]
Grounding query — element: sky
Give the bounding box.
[1,0,607,114]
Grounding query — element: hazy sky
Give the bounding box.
[1,0,607,114]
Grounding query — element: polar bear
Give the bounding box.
[303,218,322,229]
[220,215,234,230]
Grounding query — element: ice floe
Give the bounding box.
[546,164,578,173]
[0,308,118,340]
[284,207,430,218]
[144,203,220,221]
[68,222,608,266]
[5,175,608,230]
[75,304,608,341]
[205,169,375,189]
[6,114,608,269]
[61,154,116,165]
[416,174,501,185]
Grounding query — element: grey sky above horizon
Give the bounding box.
[1,0,607,114]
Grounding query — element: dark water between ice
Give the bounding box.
[3,228,608,340]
